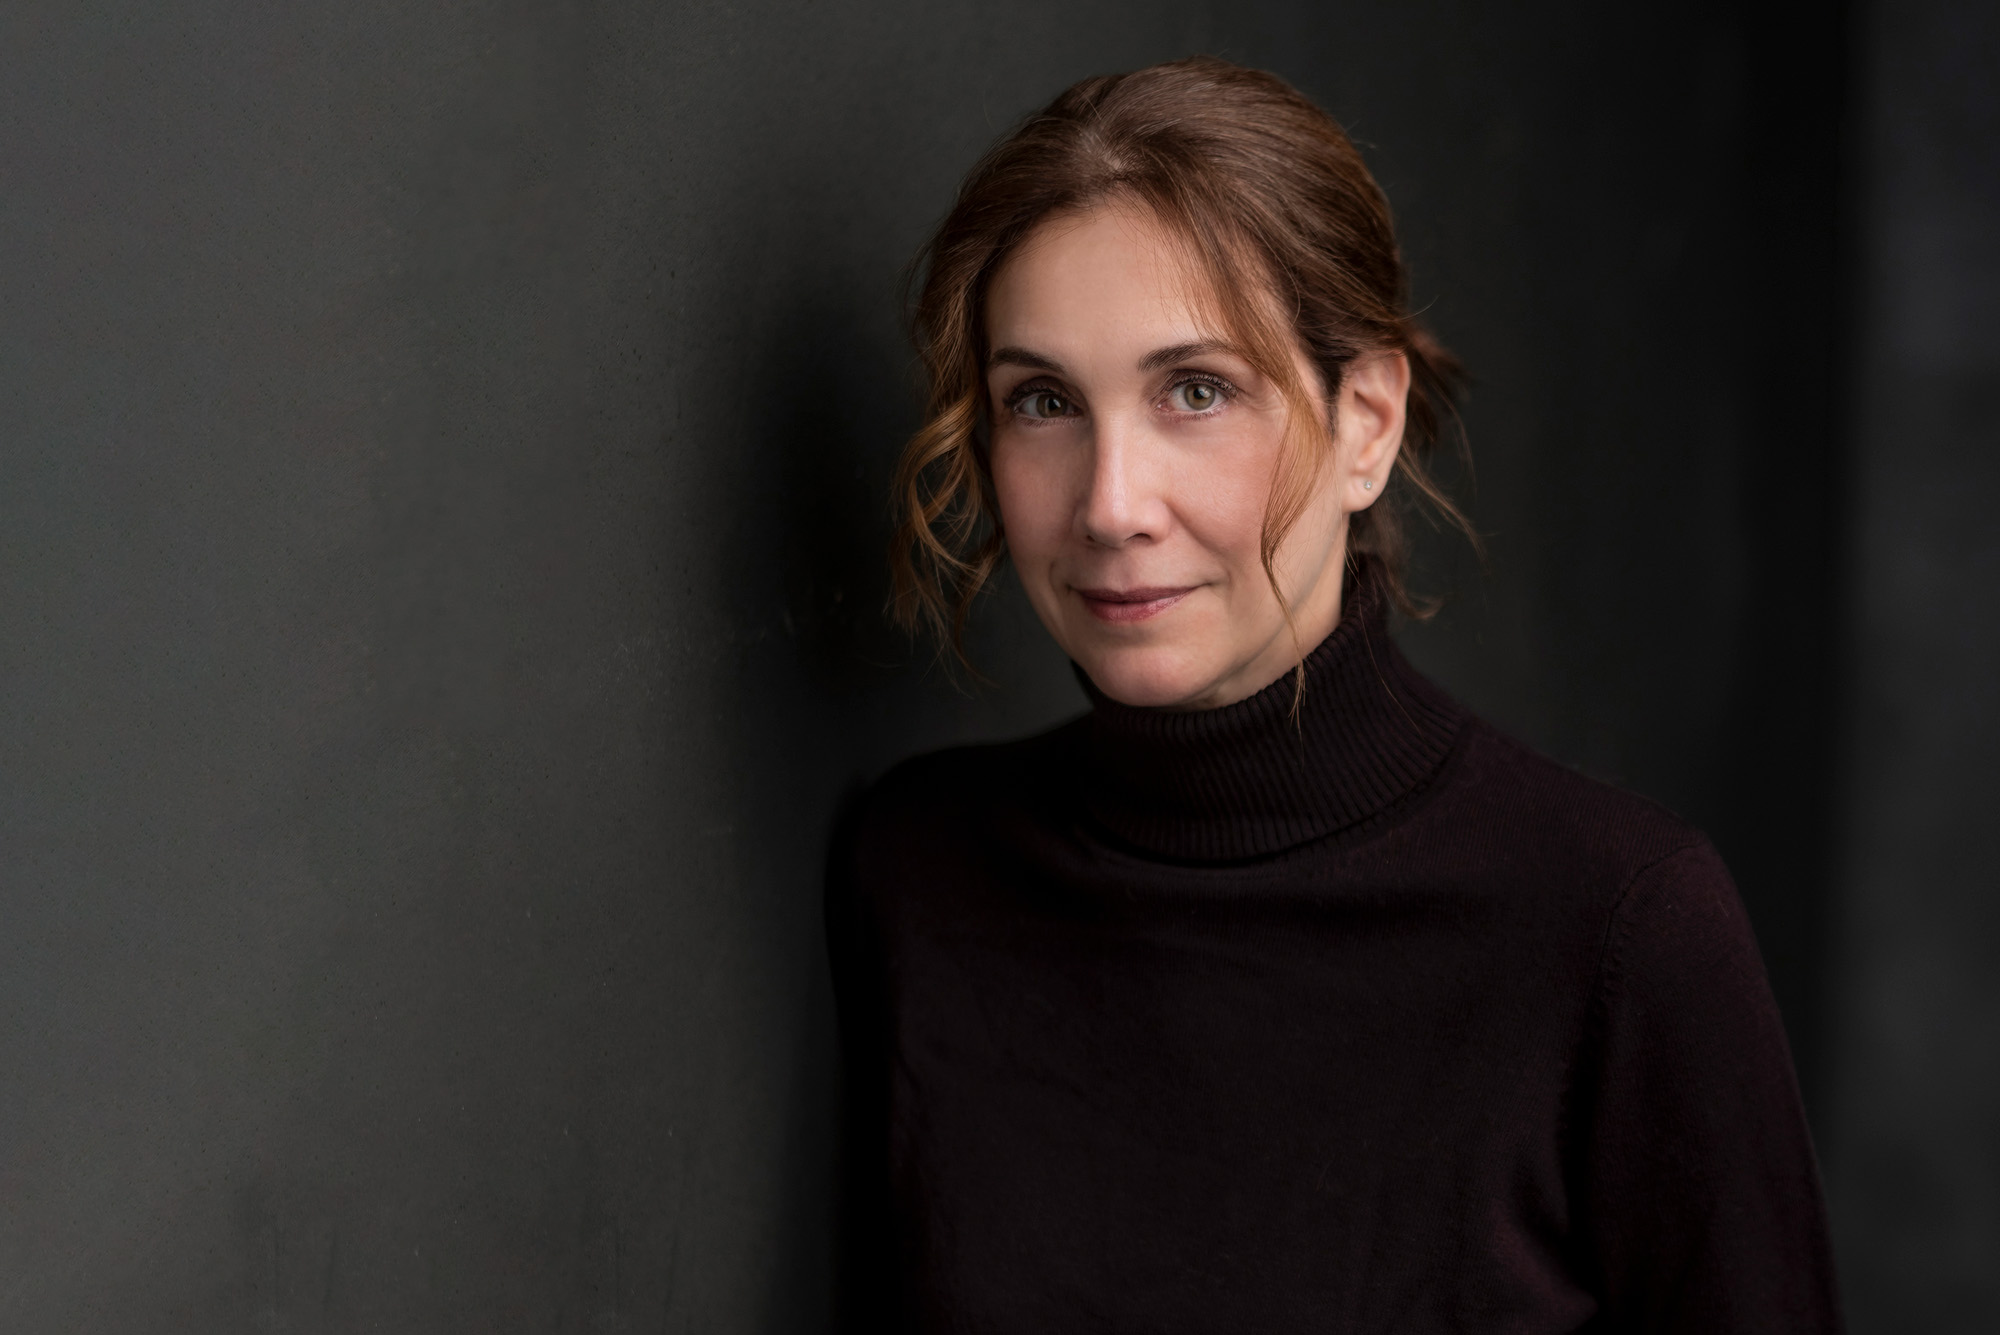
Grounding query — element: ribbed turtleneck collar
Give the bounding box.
[1076,560,1466,862]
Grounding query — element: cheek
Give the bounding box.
[990,435,1074,557]
[1168,441,1281,568]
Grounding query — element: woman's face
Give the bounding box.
[984,202,1409,710]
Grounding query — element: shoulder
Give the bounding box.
[1441,723,1780,1036]
[871,715,1078,803]
[863,713,1084,822]
[832,713,1088,889]
[1597,838,1769,1030]
[1429,721,1780,1040]
[1431,720,1718,905]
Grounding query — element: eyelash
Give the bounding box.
[1001,372,1239,422]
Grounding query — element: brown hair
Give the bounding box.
[890,56,1474,666]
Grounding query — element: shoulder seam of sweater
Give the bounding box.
[1557,839,1709,1193]
[1594,839,1710,1003]
[1477,729,1701,832]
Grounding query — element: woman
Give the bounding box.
[828,57,1840,1331]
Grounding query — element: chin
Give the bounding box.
[1076,643,1223,710]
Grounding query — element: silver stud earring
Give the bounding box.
[1362,479,1375,491]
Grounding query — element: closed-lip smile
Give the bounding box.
[1074,585,1196,624]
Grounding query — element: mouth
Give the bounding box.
[1073,585,1197,624]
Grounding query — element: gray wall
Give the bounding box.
[0,0,1985,1328]
[1824,0,2000,1328]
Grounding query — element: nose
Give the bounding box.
[1078,412,1167,549]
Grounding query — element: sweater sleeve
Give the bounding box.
[1578,841,1843,1332]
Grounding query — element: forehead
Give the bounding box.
[984,202,1226,351]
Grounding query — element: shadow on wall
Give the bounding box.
[764,291,924,695]
[711,247,1089,1333]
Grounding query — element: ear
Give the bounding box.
[1336,351,1410,512]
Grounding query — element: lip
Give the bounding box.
[1073,585,1196,624]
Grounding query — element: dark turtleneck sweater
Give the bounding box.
[826,564,1842,1332]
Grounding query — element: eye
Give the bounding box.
[1013,389,1076,420]
[1166,378,1227,413]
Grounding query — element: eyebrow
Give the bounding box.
[1138,340,1236,371]
[987,340,1238,376]
[987,346,1065,374]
